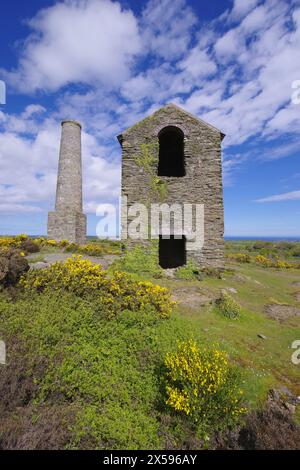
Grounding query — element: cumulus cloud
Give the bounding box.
[141,0,196,60]
[181,1,300,146]
[3,0,141,92]
[0,113,120,215]
[1,0,300,225]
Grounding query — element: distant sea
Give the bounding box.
[4,235,299,242]
[225,236,300,242]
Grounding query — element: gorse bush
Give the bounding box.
[254,254,293,269]
[164,340,246,439]
[227,253,251,263]
[0,291,212,449]
[21,256,174,319]
[216,291,241,319]
[0,235,121,256]
[65,241,120,256]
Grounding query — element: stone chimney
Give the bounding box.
[48,120,86,244]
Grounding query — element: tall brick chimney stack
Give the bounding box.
[47,120,86,244]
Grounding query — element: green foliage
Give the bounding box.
[225,240,300,267]
[135,143,158,172]
[227,253,251,263]
[109,242,164,279]
[0,292,223,449]
[216,291,242,319]
[21,256,174,319]
[164,340,246,439]
[0,293,159,448]
[150,176,168,200]
[134,143,168,200]
[176,260,201,280]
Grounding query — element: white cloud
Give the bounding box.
[0,112,120,215]
[229,0,261,20]
[178,47,217,78]
[3,0,141,92]
[256,190,300,202]
[1,0,300,224]
[141,0,196,60]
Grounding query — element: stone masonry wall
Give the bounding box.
[119,104,224,268]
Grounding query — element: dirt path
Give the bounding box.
[171,285,217,310]
[28,252,117,270]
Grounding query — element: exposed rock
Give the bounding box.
[257,333,267,340]
[264,304,300,322]
[171,285,216,309]
[227,287,237,294]
[30,262,49,270]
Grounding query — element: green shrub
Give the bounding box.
[109,242,164,279]
[21,256,174,319]
[227,253,251,263]
[175,260,202,280]
[164,340,246,439]
[0,292,209,449]
[216,291,241,319]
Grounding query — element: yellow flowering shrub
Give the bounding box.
[0,236,22,248]
[74,243,104,256]
[255,255,273,267]
[165,340,246,436]
[216,291,241,319]
[21,256,174,318]
[273,257,293,269]
[227,253,251,263]
[255,254,293,269]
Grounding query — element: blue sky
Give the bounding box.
[0,0,300,237]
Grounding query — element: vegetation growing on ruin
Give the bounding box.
[134,143,168,201]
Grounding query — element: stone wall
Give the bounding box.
[119,104,224,268]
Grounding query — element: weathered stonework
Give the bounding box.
[48,120,86,244]
[118,103,225,268]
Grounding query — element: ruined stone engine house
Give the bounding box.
[118,104,225,269]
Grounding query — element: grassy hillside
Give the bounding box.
[0,236,299,449]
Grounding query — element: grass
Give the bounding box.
[157,260,300,403]
[16,238,300,400]
[1,238,299,449]
[21,239,300,403]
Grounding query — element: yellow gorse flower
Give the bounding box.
[164,340,246,421]
[21,256,175,318]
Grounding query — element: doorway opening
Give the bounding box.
[159,235,186,269]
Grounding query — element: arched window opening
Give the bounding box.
[158,126,185,177]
